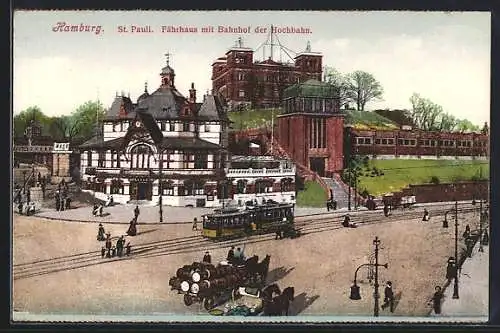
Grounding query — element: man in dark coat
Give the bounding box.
[381,281,395,312]
[134,205,140,220]
[446,257,457,282]
[383,204,390,217]
[125,242,131,256]
[116,236,125,257]
[432,286,443,314]
[227,246,235,263]
[192,217,198,231]
[101,247,106,258]
[202,251,212,264]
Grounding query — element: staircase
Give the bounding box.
[322,177,350,209]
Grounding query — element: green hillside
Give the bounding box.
[228,108,398,130]
[357,159,489,196]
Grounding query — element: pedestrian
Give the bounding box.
[125,242,131,256]
[422,209,430,221]
[275,228,283,240]
[106,247,111,258]
[18,202,23,215]
[432,286,443,315]
[26,190,31,203]
[65,197,71,210]
[111,246,116,257]
[446,257,457,281]
[117,236,125,257]
[105,236,112,252]
[98,205,103,217]
[227,246,235,263]
[134,205,140,220]
[101,247,106,259]
[234,247,242,263]
[203,251,212,264]
[463,225,471,239]
[381,281,395,313]
[383,204,390,217]
[192,217,198,231]
[93,204,99,216]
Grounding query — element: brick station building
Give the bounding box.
[211,39,323,109]
[277,79,345,177]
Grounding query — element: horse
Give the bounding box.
[263,286,295,316]
[262,283,281,301]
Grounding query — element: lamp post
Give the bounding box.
[348,168,352,211]
[452,200,459,299]
[478,198,483,252]
[349,236,388,317]
[22,170,27,189]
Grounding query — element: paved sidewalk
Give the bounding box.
[29,199,472,224]
[439,242,489,318]
[32,204,334,224]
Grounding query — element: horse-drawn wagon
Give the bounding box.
[168,255,271,311]
[383,193,416,210]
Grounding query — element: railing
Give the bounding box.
[226,167,296,176]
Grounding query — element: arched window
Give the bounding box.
[130,144,153,169]
[255,179,274,194]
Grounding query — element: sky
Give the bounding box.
[13,11,491,125]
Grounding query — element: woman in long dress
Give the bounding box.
[127,217,137,236]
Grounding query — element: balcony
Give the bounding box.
[225,167,296,177]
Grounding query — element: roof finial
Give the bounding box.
[115,91,118,97]
[144,81,148,93]
[165,52,171,66]
[306,41,311,52]
[237,37,243,48]
[127,92,130,98]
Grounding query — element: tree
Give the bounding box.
[324,66,351,108]
[13,106,52,137]
[409,93,444,131]
[345,70,384,111]
[438,112,458,132]
[70,100,106,139]
[49,115,80,141]
[455,119,480,133]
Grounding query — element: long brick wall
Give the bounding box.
[397,180,489,203]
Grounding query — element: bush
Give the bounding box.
[360,189,370,198]
[430,176,440,185]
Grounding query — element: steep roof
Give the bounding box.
[197,94,229,121]
[104,95,135,120]
[79,136,123,149]
[136,85,189,120]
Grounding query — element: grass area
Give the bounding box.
[344,110,399,130]
[228,108,280,130]
[228,108,398,130]
[296,180,328,207]
[357,159,489,196]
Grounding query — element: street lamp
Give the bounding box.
[452,201,459,299]
[22,170,27,189]
[349,236,388,317]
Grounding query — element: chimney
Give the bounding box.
[189,82,196,103]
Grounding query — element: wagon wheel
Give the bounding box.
[203,296,216,311]
[184,293,194,306]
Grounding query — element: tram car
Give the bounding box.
[201,202,296,240]
[168,255,271,311]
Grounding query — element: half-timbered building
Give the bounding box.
[79,56,230,207]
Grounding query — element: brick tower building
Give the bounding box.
[212,37,323,110]
[277,79,345,177]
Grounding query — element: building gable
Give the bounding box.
[120,111,163,151]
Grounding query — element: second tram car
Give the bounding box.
[202,203,295,240]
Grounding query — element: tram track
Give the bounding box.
[13,203,479,281]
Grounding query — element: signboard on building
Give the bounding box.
[53,142,70,152]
